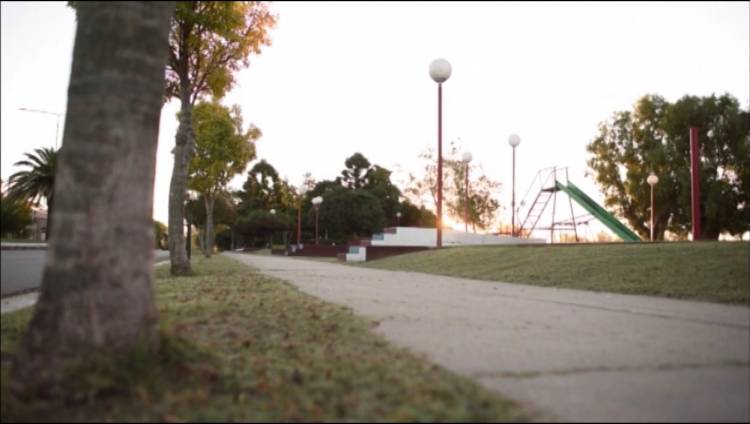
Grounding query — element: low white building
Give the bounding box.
[369,227,545,247]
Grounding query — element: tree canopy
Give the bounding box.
[340,152,371,189]
[188,101,256,257]
[587,93,749,240]
[1,180,32,239]
[7,147,58,237]
[238,159,295,213]
[316,186,386,243]
[188,102,257,197]
[166,1,276,104]
[406,142,501,231]
[186,191,238,227]
[234,209,290,245]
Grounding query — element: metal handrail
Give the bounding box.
[517,166,568,217]
[516,166,572,237]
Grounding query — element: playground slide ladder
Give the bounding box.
[554,180,641,242]
[518,189,554,235]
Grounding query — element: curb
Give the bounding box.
[1,243,47,250]
[0,287,39,300]
[1,261,170,314]
[1,291,39,314]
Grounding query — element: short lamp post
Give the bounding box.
[396,211,402,227]
[429,58,452,248]
[312,196,323,245]
[297,187,304,247]
[462,151,473,232]
[508,134,521,236]
[647,172,659,241]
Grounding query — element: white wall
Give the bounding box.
[370,227,545,247]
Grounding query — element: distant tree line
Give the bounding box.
[187,152,438,250]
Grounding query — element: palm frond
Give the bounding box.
[7,147,58,205]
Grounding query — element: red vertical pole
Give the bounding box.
[464,162,469,233]
[437,83,443,248]
[511,147,516,237]
[650,184,655,242]
[690,127,701,240]
[314,206,320,245]
[464,164,469,232]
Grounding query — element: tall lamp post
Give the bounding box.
[647,172,659,242]
[396,211,402,227]
[19,108,64,148]
[508,134,521,236]
[462,151,473,232]
[312,196,323,245]
[429,58,452,248]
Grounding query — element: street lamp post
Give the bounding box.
[19,108,64,148]
[647,172,659,242]
[508,134,521,237]
[462,151,473,232]
[429,58,452,248]
[396,211,402,227]
[269,209,276,248]
[312,196,323,245]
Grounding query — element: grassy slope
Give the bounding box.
[1,255,527,422]
[364,242,749,305]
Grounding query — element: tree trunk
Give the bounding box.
[200,225,208,255]
[167,87,195,274]
[12,1,174,390]
[203,194,215,258]
[45,195,54,241]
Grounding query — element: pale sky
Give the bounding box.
[2,1,748,240]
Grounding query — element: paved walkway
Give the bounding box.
[226,253,750,422]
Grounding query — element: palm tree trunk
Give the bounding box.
[12,1,175,390]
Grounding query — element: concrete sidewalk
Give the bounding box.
[226,253,750,422]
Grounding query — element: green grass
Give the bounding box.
[1,255,527,422]
[363,241,749,305]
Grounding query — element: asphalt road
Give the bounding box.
[227,253,750,423]
[1,249,171,297]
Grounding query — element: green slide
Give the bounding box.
[555,180,641,242]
